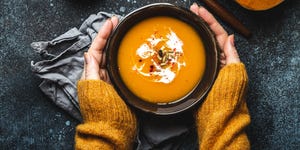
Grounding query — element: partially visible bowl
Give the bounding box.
[235,0,284,11]
[106,3,220,115]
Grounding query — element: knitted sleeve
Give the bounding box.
[75,80,137,150]
[196,63,250,150]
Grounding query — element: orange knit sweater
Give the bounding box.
[75,63,250,150]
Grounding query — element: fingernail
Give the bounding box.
[84,52,90,64]
[104,18,111,25]
[111,15,118,21]
[112,14,117,18]
[192,2,199,7]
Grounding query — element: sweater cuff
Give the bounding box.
[201,63,248,113]
[76,121,136,150]
[77,80,136,125]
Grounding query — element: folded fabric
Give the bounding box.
[31,12,196,150]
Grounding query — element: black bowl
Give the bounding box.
[106,3,219,115]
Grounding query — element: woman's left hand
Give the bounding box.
[81,16,119,82]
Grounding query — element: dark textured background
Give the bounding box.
[0,0,299,149]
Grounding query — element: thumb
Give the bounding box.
[223,35,240,65]
[84,52,101,80]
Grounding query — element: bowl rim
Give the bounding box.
[106,3,220,115]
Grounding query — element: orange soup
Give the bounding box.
[118,16,206,103]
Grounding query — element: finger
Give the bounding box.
[190,3,200,15]
[81,53,87,80]
[89,19,114,62]
[220,52,225,59]
[223,35,240,65]
[100,52,106,68]
[99,16,119,68]
[198,6,228,49]
[111,16,119,29]
[99,69,111,83]
[190,3,228,50]
[84,52,101,80]
[219,52,226,67]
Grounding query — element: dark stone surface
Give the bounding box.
[0,0,299,149]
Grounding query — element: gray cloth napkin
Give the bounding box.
[31,12,197,150]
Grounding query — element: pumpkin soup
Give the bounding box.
[118,16,205,103]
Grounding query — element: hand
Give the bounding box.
[81,16,119,82]
[190,3,241,67]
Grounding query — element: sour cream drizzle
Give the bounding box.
[133,29,186,84]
